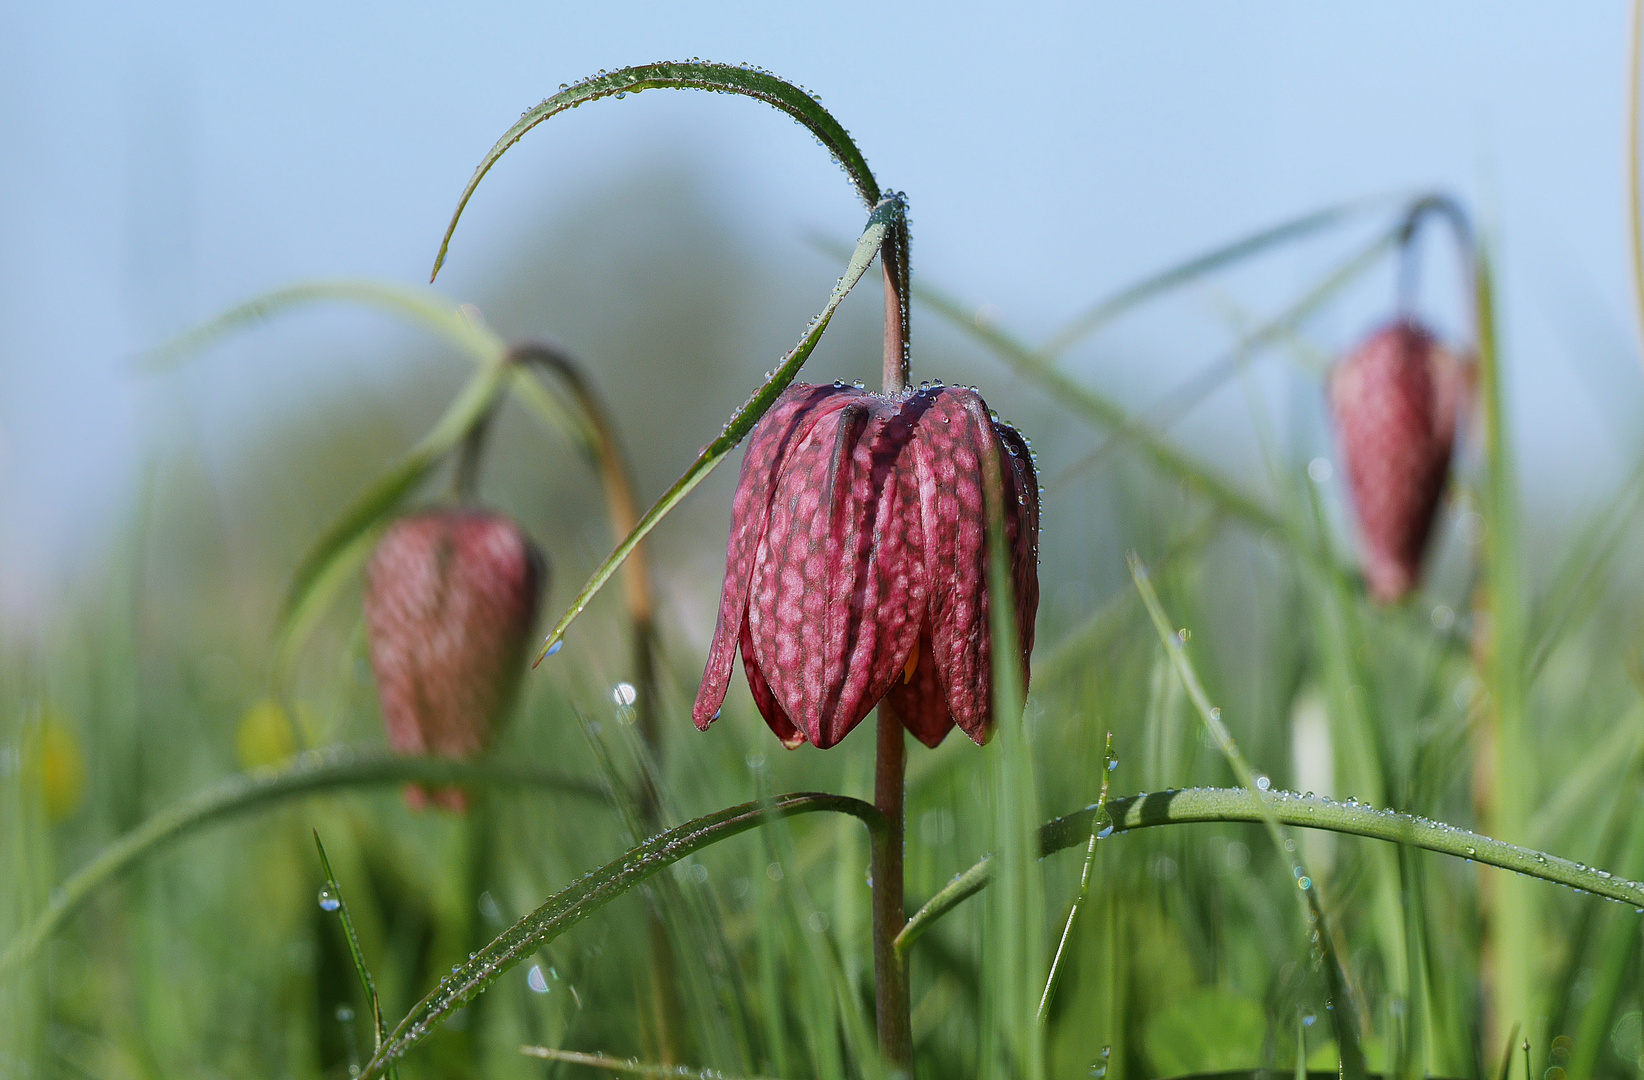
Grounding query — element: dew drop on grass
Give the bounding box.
[613,682,637,707]
[318,888,340,912]
[1096,824,1114,839]
[546,640,563,657]
[1302,1011,1317,1027]
[1256,775,1271,792]
[527,964,550,994]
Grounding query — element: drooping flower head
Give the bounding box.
[1330,319,1471,603]
[693,381,1039,750]
[363,509,545,808]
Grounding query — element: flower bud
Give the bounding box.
[1330,320,1471,602]
[363,510,545,808]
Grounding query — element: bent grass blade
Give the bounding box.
[0,749,605,974]
[895,788,1644,954]
[533,199,899,663]
[358,793,884,1079]
[433,61,881,282]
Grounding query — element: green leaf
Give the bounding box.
[0,748,606,974]
[433,61,881,281]
[533,197,901,662]
[359,792,883,1079]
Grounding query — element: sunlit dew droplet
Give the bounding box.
[318,888,340,912]
[1256,775,1271,792]
[746,750,766,771]
[527,964,550,994]
[1298,876,1313,890]
[546,640,563,657]
[1107,757,1119,772]
[1302,1011,1317,1027]
[613,682,638,707]
[1208,707,1221,722]
[1097,824,1114,839]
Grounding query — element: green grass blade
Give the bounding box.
[533,198,899,662]
[359,793,884,1079]
[1041,193,1399,358]
[896,787,1644,953]
[433,61,881,281]
[520,1047,782,1079]
[978,411,1043,1079]
[314,831,390,1059]
[1038,732,1115,1020]
[142,279,509,373]
[0,747,605,974]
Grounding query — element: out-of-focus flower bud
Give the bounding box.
[1330,319,1472,603]
[363,510,545,809]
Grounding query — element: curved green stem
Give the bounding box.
[0,748,606,974]
[895,786,1644,956]
[359,792,884,1079]
[433,61,881,281]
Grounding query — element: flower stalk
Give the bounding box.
[874,225,915,1072]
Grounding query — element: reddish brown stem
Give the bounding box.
[871,704,912,1071]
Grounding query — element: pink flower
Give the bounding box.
[1330,320,1471,603]
[693,382,1039,749]
[363,510,545,808]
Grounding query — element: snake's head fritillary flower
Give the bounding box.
[363,510,545,809]
[1330,319,1472,603]
[693,381,1040,750]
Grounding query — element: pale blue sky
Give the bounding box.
[2,3,1638,619]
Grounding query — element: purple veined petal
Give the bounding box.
[910,388,994,743]
[740,620,805,748]
[693,383,853,730]
[996,420,1041,691]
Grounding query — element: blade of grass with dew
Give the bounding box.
[897,787,1644,955]
[520,1046,782,1080]
[433,61,882,281]
[1128,555,1366,1080]
[0,748,605,973]
[357,793,884,1079]
[977,412,1044,1080]
[532,197,899,662]
[314,831,393,1073]
[1038,732,1116,1020]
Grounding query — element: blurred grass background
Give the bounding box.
[9,9,1644,1073]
